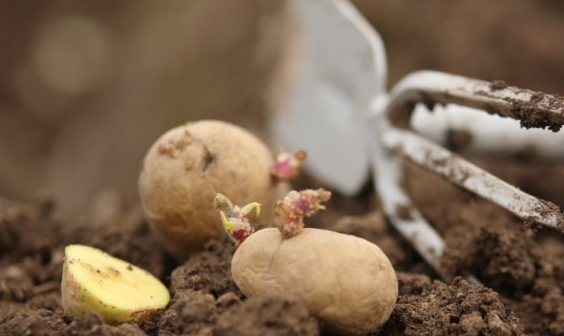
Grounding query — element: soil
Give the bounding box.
[2,154,564,335]
[506,93,564,132]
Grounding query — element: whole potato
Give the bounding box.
[139,120,289,259]
[231,227,398,335]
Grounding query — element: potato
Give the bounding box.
[231,228,398,335]
[139,120,290,259]
[61,244,170,325]
[216,189,398,335]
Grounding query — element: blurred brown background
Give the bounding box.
[1,0,563,218]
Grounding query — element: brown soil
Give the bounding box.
[376,274,524,335]
[2,154,564,335]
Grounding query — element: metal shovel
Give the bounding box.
[268,0,564,280]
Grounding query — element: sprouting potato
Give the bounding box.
[61,244,170,325]
[139,120,303,259]
[214,189,398,335]
[233,228,398,334]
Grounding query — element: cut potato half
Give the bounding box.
[61,244,170,324]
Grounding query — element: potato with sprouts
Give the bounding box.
[139,120,304,259]
[214,189,398,335]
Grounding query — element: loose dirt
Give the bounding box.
[2,153,564,335]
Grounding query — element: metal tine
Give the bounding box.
[367,102,449,280]
[380,70,564,233]
[387,71,564,131]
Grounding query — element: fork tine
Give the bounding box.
[380,70,564,233]
[387,70,564,131]
[367,120,450,280]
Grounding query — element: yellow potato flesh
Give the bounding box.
[231,228,398,335]
[61,244,170,324]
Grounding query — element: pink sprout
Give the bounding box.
[270,150,307,181]
[274,189,331,239]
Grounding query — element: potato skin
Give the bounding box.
[139,120,288,259]
[232,228,398,335]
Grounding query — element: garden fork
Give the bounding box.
[268,0,564,281]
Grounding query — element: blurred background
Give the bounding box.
[1,0,563,218]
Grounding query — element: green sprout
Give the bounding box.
[213,193,260,246]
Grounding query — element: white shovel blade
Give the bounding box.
[269,0,387,195]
